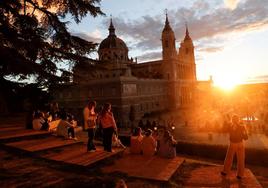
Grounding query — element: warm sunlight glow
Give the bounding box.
[213,76,242,91]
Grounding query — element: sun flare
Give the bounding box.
[213,76,242,91]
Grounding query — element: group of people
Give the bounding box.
[28,103,78,140]
[28,100,249,180]
[130,127,177,159]
[83,101,120,153]
[134,114,249,179]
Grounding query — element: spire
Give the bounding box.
[165,9,169,25]
[163,9,172,31]
[185,22,189,36]
[184,22,191,40]
[109,15,116,36]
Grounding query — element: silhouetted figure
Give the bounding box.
[138,120,144,131]
[146,120,152,130]
[152,120,157,129]
[221,114,248,179]
[25,110,34,129]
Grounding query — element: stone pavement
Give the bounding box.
[102,152,185,181]
[0,118,265,187]
[182,165,262,188]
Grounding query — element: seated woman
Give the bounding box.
[141,129,157,157]
[32,111,49,131]
[157,130,177,159]
[130,127,143,154]
[56,113,77,140]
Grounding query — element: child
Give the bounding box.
[112,133,126,149]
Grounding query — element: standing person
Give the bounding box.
[98,103,117,152]
[83,100,97,152]
[221,114,248,179]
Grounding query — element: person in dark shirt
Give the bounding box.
[221,114,248,179]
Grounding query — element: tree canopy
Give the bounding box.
[0,0,104,87]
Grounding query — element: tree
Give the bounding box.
[0,0,104,87]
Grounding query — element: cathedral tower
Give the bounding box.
[178,24,196,80]
[161,13,177,61]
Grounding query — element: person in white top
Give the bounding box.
[56,112,77,140]
[83,100,97,152]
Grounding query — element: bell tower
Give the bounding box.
[178,24,196,81]
[161,12,177,61]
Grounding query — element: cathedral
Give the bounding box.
[52,14,197,127]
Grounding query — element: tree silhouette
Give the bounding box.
[0,0,104,87]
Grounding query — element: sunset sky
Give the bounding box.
[68,0,268,86]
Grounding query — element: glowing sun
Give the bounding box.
[213,76,242,91]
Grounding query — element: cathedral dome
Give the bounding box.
[99,36,128,50]
[98,19,128,62]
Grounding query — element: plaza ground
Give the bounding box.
[0,114,267,187]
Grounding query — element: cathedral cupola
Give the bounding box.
[161,11,176,60]
[98,18,129,62]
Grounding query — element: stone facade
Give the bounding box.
[52,15,198,127]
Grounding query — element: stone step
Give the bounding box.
[0,128,51,143]
[39,144,125,167]
[5,136,82,152]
